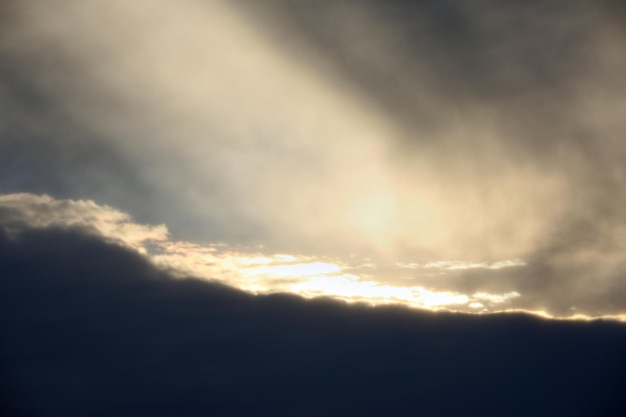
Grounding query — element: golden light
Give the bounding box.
[244,261,343,278]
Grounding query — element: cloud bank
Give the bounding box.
[1,193,624,320]
[1,209,625,416]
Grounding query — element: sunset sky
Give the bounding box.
[2,1,626,415]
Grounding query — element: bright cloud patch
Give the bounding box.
[0,193,168,250]
[2,193,624,321]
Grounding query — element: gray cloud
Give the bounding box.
[0,39,158,224]
[235,0,626,317]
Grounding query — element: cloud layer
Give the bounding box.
[2,1,626,320]
[1,213,625,416]
[1,193,624,320]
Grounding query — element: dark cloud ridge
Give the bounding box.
[1,224,625,416]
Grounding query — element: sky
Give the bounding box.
[1,1,626,414]
[3,0,626,320]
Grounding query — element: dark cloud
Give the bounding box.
[2,220,626,416]
[235,0,601,125]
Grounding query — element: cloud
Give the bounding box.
[231,1,626,275]
[2,2,626,413]
[1,208,626,416]
[2,0,623,259]
[2,1,626,320]
[0,193,522,314]
[0,193,167,251]
[2,193,626,321]
[1,0,406,256]
[398,259,527,271]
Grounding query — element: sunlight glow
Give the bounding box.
[151,238,521,311]
[4,193,625,322]
[244,262,343,278]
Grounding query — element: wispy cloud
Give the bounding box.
[398,259,526,271]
